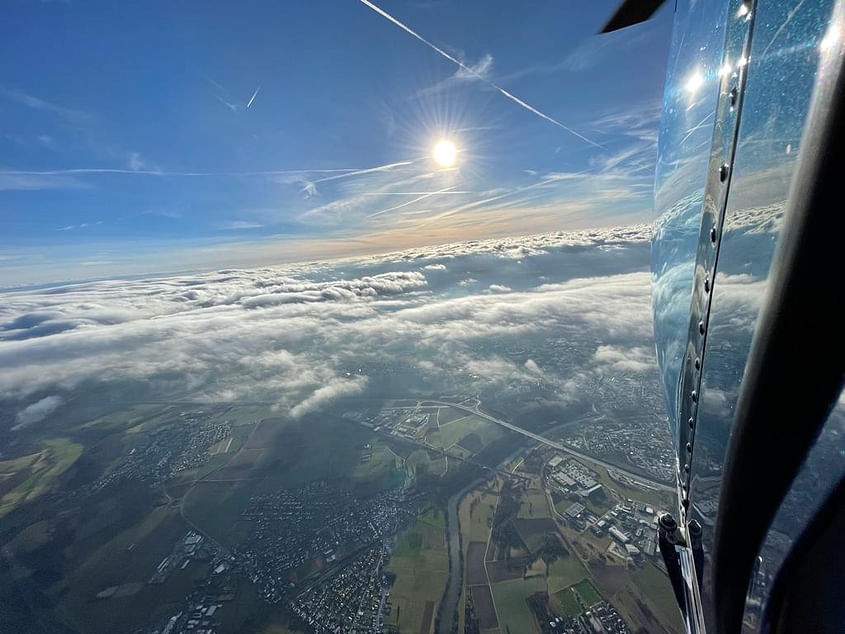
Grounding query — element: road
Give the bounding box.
[170,416,265,555]
[423,400,674,494]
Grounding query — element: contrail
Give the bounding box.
[358,0,602,148]
[310,160,413,185]
[215,94,239,112]
[246,86,261,108]
[366,185,457,218]
[300,160,415,195]
[360,191,472,195]
[0,165,391,177]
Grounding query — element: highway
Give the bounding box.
[422,400,675,494]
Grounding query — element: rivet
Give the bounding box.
[688,417,694,429]
[710,226,717,243]
[684,463,690,473]
[699,321,705,335]
[683,482,689,491]
[704,277,710,293]
[694,358,701,370]
[729,86,738,107]
[691,390,698,403]
[686,442,693,453]
[719,163,730,182]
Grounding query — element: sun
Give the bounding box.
[432,139,457,167]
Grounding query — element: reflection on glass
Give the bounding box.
[672,0,837,628]
[653,0,729,449]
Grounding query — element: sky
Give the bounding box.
[0,0,673,285]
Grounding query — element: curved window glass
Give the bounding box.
[652,0,838,628]
[653,0,729,447]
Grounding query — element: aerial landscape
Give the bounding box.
[6,0,845,630]
[0,228,682,633]
[0,1,688,632]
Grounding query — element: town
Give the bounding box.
[107,398,680,634]
[546,455,660,561]
[144,483,422,633]
[557,419,674,483]
[88,410,232,493]
[291,544,389,633]
[234,483,419,602]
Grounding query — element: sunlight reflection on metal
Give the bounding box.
[820,23,842,51]
[685,70,706,94]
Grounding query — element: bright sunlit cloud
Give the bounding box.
[432,139,457,167]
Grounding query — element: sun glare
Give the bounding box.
[432,139,457,167]
[684,70,704,95]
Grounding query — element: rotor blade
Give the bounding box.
[600,0,666,33]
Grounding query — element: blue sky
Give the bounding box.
[0,0,672,285]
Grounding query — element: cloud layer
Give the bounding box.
[0,225,660,430]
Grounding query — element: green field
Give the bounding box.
[599,563,684,634]
[434,407,466,425]
[183,480,251,545]
[633,563,683,629]
[386,508,449,633]
[573,579,601,606]
[79,403,173,433]
[54,500,194,634]
[517,485,550,519]
[551,579,601,618]
[490,576,546,633]
[546,550,589,594]
[405,448,447,482]
[555,586,582,616]
[425,413,502,454]
[353,440,406,483]
[459,481,500,546]
[6,519,51,554]
[0,438,83,517]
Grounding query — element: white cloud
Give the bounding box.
[454,53,493,81]
[127,152,147,171]
[420,53,495,95]
[524,359,543,376]
[216,221,264,230]
[0,226,656,423]
[13,395,64,430]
